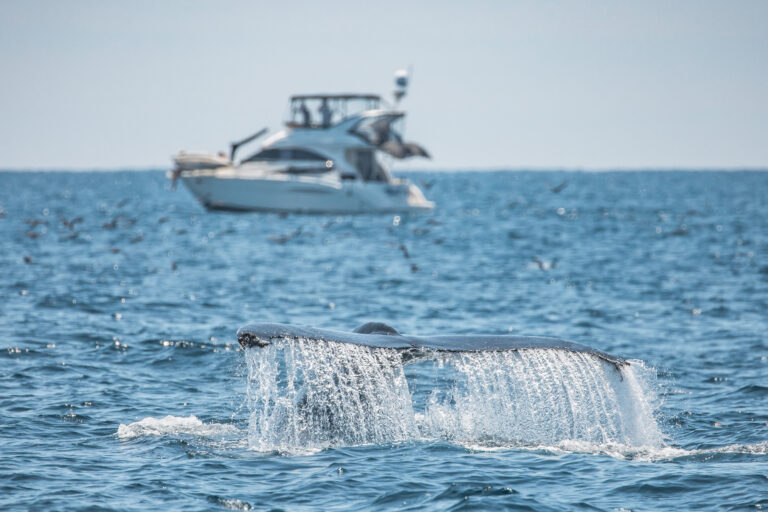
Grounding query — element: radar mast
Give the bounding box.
[393,69,409,107]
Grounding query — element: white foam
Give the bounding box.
[464,440,768,462]
[117,414,238,440]
[217,498,254,511]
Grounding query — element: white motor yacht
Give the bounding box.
[170,71,433,213]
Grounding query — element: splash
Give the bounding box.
[244,340,665,453]
[420,350,662,447]
[245,339,417,453]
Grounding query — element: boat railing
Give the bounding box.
[286,94,382,129]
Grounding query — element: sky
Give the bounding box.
[1,0,766,170]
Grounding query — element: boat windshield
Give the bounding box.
[287,94,381,129]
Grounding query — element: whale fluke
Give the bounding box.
[237,323,627,369]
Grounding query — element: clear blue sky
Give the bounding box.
[1,0,766,170]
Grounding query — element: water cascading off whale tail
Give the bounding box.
[237,322,628,369]
[238,323,663,453]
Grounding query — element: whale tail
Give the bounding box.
[240,323,661,452]
[237,322,627,370]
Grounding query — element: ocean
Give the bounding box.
[1,170,766,511]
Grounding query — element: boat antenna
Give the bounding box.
[393,68,409,107]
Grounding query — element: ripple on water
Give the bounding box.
[2,170,768,511]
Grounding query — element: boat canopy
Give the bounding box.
[287,94,382,128]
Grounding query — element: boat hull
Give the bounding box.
[178,172,433,214]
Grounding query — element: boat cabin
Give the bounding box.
[235,91,427,184]
[286,94,382,129]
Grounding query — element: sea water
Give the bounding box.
[1,170,766,510]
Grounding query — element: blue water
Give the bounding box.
[1,170,766,511]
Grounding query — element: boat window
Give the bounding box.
[242,148,329,163]
[281,166,333,175]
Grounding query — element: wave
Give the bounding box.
[117,414,238,440]
[116,343,766,462]
[114,413,766,462]
[464,440,768,462]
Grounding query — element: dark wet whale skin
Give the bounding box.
[237,322,628,369]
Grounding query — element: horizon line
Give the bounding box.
[1,166,767,174]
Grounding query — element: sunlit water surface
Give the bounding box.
[1,170,766,511]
